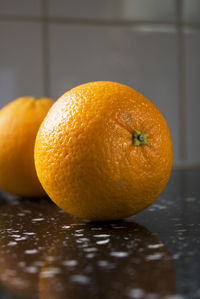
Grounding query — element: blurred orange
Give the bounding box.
[0,96,53,197]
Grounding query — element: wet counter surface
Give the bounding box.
[0,169,199,299]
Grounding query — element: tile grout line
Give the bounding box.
[173,163,200,170]
[0,14,200,30]
[41,0,50,97]
[176,1,188,211]
[176,0,187,162]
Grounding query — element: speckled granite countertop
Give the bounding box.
[0,169,199,299]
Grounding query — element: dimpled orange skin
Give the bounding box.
[0,97,53,197]
[35,82,173,220]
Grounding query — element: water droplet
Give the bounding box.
[93,234,110,238]
[24,249,38,254]
[25,266,38,274]
[145,253,163,261]
[74,233,84,237]
[98,260,109,267]
[96,239,110,245]
[8,241,17,246]
[62,225,70,229]
[110,252,128,258]
[63,260,78,267]
[86,253,95,259]
[185,197,196,202]
[70,274,90,285]
[32,218,44,222]
[41,267,61,278]
[147,244,164,249]
[128,288,144,298]
[83,247,97,252]
[23,232,36,235]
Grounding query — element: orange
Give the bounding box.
[35,82,173,220]
[0,96,53,197]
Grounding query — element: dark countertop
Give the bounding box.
[0,169,199,299]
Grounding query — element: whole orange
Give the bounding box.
[0,96,53,197]
[35,82,173,220]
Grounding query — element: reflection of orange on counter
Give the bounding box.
[0,199,54,297]
[0,196,82,297]
[0,197,176,299]
[39,221,176,299]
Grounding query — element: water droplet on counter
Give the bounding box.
[75,229,84,232]
[147,244,164,249]
[185,197,196,202]
[77,238,89,242]
[23,232,36,235]
[41,267,61,278]
[145,253,163,261]
[127,288,144,298]
[83,247,97,252]
[97,260,109,267]
[111,225,126,229]
[74,233,84,237]
[15,237,27,241]
[173,253,181,260]
[11,234,21,238]
[62,260,78,267]
[62,225,70,229]
[34,261,44,267]
[86,253,96,259]
[46,256,57,262]
[18,261,25,268]
[93,234,110,238]
[70,274,90,285]
[71,223,85,226]
[8,241,17,246]
[25,266,38,274]
[96,239,110,245]
[24,249,38,254]
[110,252,128,258]
[164,295,186,299]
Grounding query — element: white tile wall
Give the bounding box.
[0,0,41,17]
[183,0,200,24]
[185,32,200,163]
[48,0,176,22]
[49,24,179,161]
[0,21,44,107]
[0,0,199,166]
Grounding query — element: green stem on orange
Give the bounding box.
[31,96,40,100]
[133,130,148,146]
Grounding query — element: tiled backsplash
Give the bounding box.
[48,0,176,22]
[0,0,199,167]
